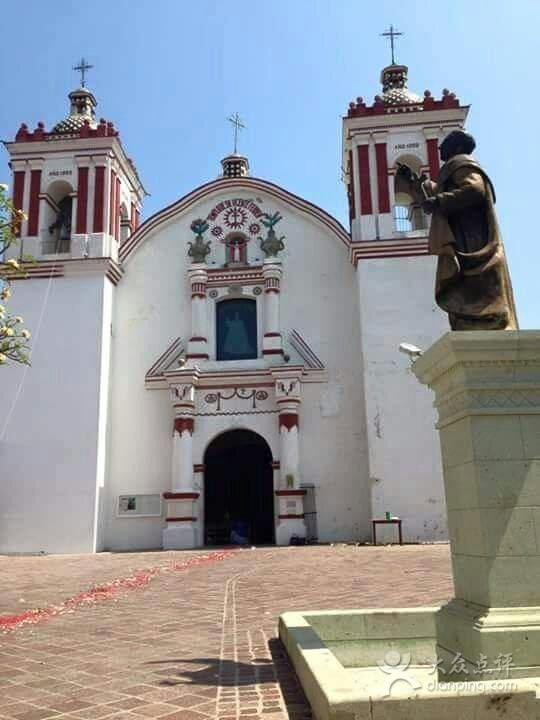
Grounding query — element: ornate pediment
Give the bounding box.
[145,330,326,390]
[145,337,186,384]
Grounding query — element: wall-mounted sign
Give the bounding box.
[393,142,420,152]
[207,198,263,222]
[48,169,72,177]
[117,494,162,517]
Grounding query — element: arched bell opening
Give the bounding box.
[393,154,427,233]
[203,429,274,546]
[119,202,130,244]
[42,179,74,254]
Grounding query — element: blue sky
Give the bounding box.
[0,0,538,327]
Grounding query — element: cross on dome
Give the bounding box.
[380,25,403,65]
[73,57,93,88]
[227,112,245,155]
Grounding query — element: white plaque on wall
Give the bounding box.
[117,494,162,518]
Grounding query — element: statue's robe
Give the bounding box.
[423,154,517,330]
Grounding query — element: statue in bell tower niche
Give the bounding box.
[397,130,517,330]
[188,218,211,263]
[259,211,285,258]
[48,196,72,253]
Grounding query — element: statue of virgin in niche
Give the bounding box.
[223,312,254,357]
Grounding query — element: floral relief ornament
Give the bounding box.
[259,212,285,258]
[188,218,212,263]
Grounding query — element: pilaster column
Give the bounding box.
[351,134,377,242]
[11,161,26,239]
[357,143,373,215]
[262,260,283,358]
[92,158,107,233]
[187,265,209,360]
[423,128,441,180]
[272,369,306,545]
[163,378,200,550]
[27,159,43,238]
[74,157,90,235]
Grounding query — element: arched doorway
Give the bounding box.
[204,429,274,546]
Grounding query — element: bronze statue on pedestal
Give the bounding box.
[397,130,517,330]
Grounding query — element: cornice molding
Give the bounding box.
[7,257,124,285]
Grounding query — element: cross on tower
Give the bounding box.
[227,112,245,154]
[380,25,403,65]
[73,57,93,88]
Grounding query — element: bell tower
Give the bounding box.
[0,73,145,554]
[344,49,471,542]
[4,79,145,262]
[343,62,468,245]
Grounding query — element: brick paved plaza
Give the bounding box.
[0,545,452,720]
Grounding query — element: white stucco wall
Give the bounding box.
[356,255,449,542]
[0,273,111,553]
[104,184,371,550]
[0,183,449,554]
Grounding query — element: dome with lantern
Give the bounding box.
[51,87,98,134]
[379,64,423,107]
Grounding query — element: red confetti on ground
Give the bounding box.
[0,550,236,633]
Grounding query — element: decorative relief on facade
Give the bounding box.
[170,383,195,405]
[188,219,211,263]
[436,388,540,423]
[276,379,299,399]
[224,206,247,230]
[188,199,285,265]
[253,286,262,295]
[259,212,285,258]
[206,266,265,288]
[204,388,269,411]
[197,385,276,416]
[207,198,264,225]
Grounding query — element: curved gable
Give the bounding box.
[119,176,351,263]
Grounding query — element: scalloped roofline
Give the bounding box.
[119,175,351,263]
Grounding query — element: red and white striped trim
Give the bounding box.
[206,266,264,287]
[351,237,429,265]
[7,257,124,285]
[165,516,197,522]
[163,492,199,500]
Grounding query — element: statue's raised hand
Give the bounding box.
[396,162,415,182]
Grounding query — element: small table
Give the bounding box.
[372,518,403,546]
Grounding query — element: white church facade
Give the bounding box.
[0,63,468,553]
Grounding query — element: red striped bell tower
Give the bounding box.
[4,81,145,263]
[342,62,468,248]
[346,45,472,546]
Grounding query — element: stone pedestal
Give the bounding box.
[413,331,540,679]
[279,331,540,719]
